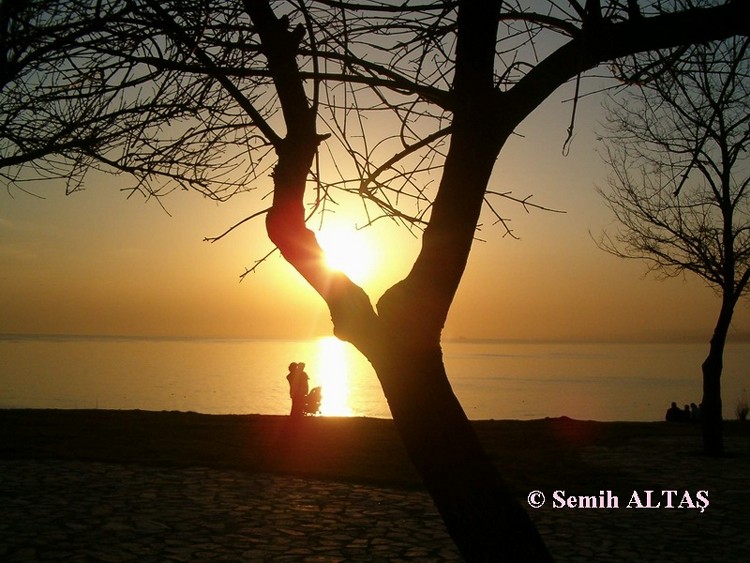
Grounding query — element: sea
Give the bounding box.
[1,334,748,422]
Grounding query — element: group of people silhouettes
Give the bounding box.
[665,401,701,422]
[286,362,322,417]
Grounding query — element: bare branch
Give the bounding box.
[204,206,273,243]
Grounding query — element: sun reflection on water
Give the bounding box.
[315,336,354,416]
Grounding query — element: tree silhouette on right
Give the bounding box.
[597,36,750,456]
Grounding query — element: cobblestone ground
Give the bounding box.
[1,435,747,562]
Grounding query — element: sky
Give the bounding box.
[2,87,749,344]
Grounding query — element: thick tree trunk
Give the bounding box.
[700,298,734,457]
[365,334,553,561]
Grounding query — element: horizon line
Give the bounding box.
[2,330,748,345]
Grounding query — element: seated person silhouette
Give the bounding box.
[665,401,684,422]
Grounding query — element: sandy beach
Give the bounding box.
[1,410,748,561]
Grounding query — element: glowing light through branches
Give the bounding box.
[315,225,377,284]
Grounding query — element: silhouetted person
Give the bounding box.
[286,362,309,417]
[665,401,683,422]
[298,362,310,396]
[690,402,701,421]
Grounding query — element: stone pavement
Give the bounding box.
[0,460,457,562]
[1,440,748,562]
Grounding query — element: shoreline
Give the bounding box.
[2,408,748,492]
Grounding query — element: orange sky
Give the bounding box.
[1,90,748,343]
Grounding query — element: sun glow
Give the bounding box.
[315,336,354,416]
[315,225,377,284]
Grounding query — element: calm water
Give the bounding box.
[0,335,748,421]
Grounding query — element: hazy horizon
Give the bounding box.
[3,329,749,346]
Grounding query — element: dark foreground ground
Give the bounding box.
[1,409,748,491]
[1,410,748,561]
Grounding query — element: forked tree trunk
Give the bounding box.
[254,0,555,555]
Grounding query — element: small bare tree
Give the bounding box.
[597,36,750,456]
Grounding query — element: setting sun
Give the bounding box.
[315,225,377,283]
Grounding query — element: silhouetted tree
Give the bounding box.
[2,0,749,559]
[597,35,750,457]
